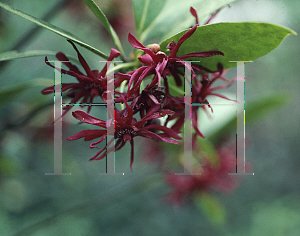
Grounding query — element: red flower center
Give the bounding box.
[115,128,137,142]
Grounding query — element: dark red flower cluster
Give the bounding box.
[42,40,126,116]
[42,8,237,171]
[165,146,238,206]
[191,63,237,140]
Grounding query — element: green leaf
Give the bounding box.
[167,75,184,97]
[0,83,31,108]
[194,192,226,225]
[132,0,167,39]
[82,0,125,57]
[0,2,108,59]
[137,0,237,43]
[0,50,78,62]
[0,79,53,109]
[160,22,297,71]
[208,93,290,144]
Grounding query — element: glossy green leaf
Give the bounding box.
[0,2,108,59]
[208,93,290,144]
[0,50,78,62]
[138,0,237,43]
[194,193,226,225]
[160,22,297,71]
[82,0,125,57]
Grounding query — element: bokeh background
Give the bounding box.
[0,0,299,235]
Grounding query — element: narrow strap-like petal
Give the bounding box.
[68,40,97,81]
[190,7,199,25]
[128,66,155,97]
[66,129,104,141]
[139,129,180,144]
[72,110,106,127]
[42,83,80,95]
[89,133,107,147]
[45,56,94,82]
[56,52,83,75]
[121,96,133,125]
[134,104,161,127]
[177,50,224,59]
[128,33,160,63]
[127,66,147,95]
[114,108,126,127]
[155,58,168,88]
[169,25,197,58]
[192,109,204,138]
[144,124,182,140]
[90,137,115,160]
[99,48,121,78]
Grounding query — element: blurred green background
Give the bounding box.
[0,0,299,235]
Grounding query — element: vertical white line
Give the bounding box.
[98,61,124,175]
[229,61,254,176]
[46,61,70,175]
[176,61,200,175]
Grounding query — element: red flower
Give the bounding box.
[165,146,239,206]
[42,40,123,115]
[190,6,223,26]
[130,84,167,118]
[125,25,224,97]
[67,97,182,171]
[191,63,236,139]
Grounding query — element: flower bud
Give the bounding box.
[147,43,160,53]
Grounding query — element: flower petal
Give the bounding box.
[128,33,160,63]
[155,58,168,88]
[72,110,106,127]
[56,52,83,75]
[139,129,180,144]
[144,124,182,140]
[45,56,93,82]
[98,48,121,78]
[177,50,224,59]
[129,66,154,97]
[90,137,115,160]
[143,109,174,122]
[127,66,147,95]
[66,129,104,141]
[169,25,197,58]
[68,40,97,81]
[89,133,107,146]
[121,96,133,125]
[138,54,154,65]
[190,7,199,25]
